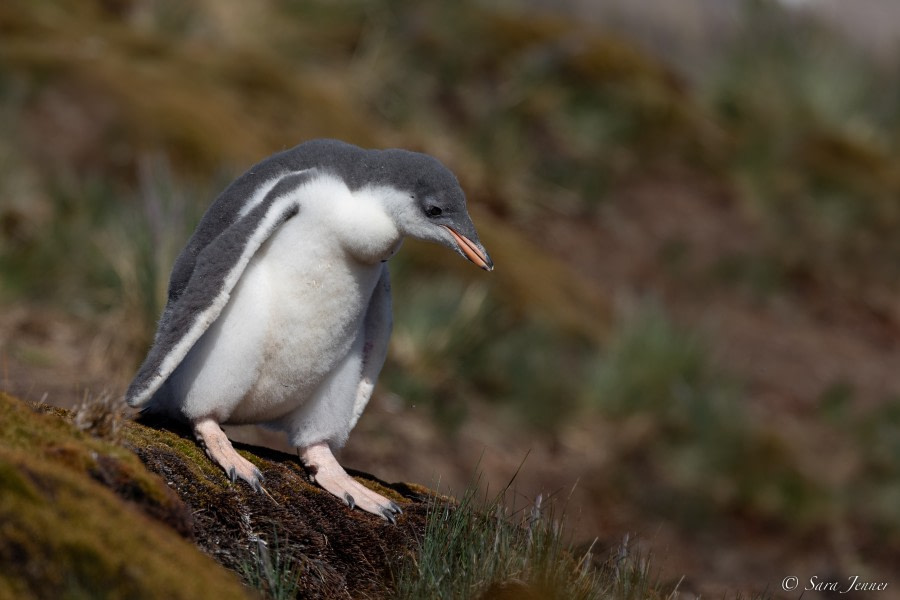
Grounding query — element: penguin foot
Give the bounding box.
[300,442,403,522]
[194,418,264,490]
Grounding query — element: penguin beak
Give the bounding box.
[443,226,494,271]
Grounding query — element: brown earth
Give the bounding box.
[0,391,444,599]
[1,4,897,589]
[3,171,900,597]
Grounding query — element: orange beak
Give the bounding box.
[443,226,494,271]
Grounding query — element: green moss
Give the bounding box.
[0,458,39,502]
[119,417,229,489]
[111,412,445,598]
[0,393,250,599]
[0,447,248,600]
[2,397,187,518]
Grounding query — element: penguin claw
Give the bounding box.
[300,442,403,522]
[194,418,269,497]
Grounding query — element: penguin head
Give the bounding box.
[372,149,494,271]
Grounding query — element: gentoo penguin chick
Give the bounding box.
[126,139,492,521]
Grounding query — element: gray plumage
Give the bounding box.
[124,139,492,519]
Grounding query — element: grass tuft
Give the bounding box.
[238,530,303,600]
[394,478,668,600]
[72,389,126,441]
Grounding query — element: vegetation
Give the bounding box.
[1,0,899,594]
[587,306,824,527]
[1,392,677,599]
[394,480,669,600]
[0,393,249,599]
[238,531,303,600]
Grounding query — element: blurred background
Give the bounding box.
[1,0,899,596]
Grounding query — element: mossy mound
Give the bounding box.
[0,392,440,599]
[121,414,435,599]
[0,392,249,600]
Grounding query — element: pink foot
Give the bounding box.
[300,442,402,522]
[194,418,264,492]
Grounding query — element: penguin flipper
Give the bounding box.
[125,171,313,408]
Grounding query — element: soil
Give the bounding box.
[0,392,444,599]
[2,173,899,597]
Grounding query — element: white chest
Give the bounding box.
[224,178,400,418]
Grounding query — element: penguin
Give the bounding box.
[125,139,493,521]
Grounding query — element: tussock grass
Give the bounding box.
[1,0,899,580]
[72,389,126,441]
[238,531,303,600]
[394,479,669,600]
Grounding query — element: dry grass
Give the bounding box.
[72,390,127,441]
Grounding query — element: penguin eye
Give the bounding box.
[426,206,443,217]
